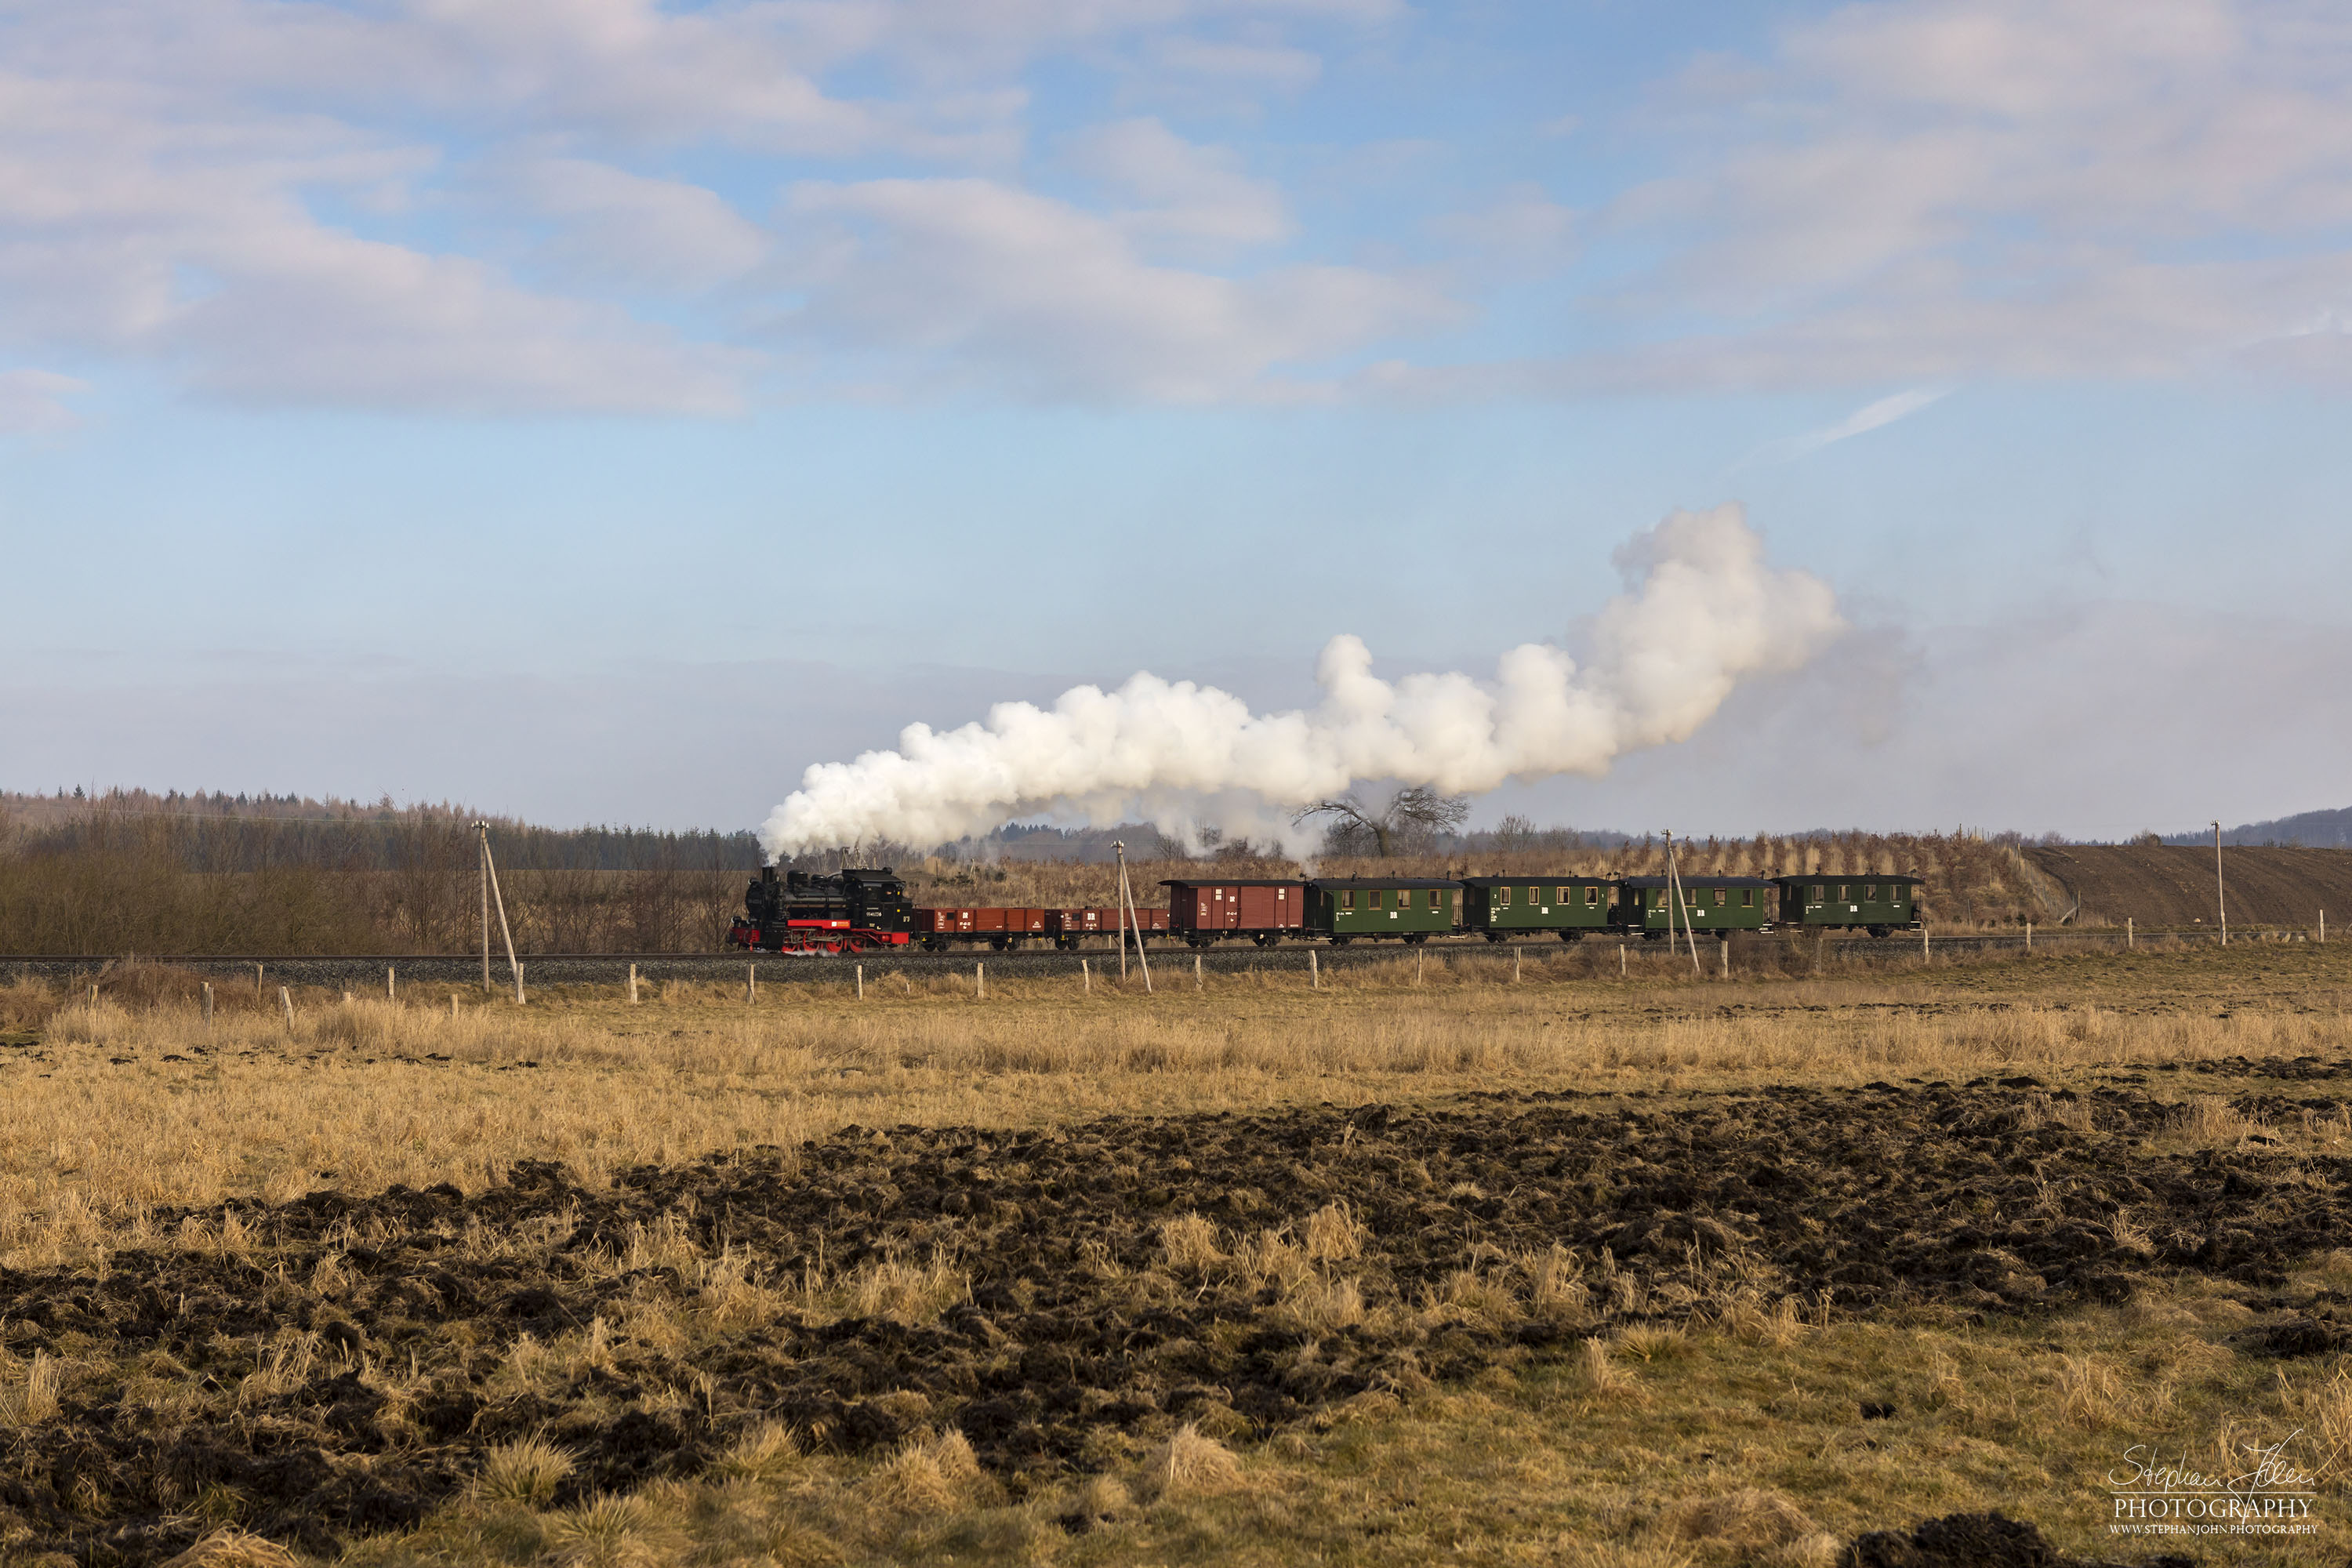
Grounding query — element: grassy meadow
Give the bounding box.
[2,939,2350,1566]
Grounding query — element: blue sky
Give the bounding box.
[5,0,2350,840]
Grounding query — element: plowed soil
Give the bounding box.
[7,1073,2351,1564]
[2026,844,2352,927]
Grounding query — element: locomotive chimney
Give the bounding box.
[761,865,777,884]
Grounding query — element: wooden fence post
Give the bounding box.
[388,967,396,1002]
[629,963,639,1004]
[1082,959,1091,995]
[1620,943,1627,978]
[976,962,985,1000]
[1309,949,1319,990]
[201,982,212,1030]
[279,985,293,1029]
[1195,953,1203,991]
[855,964,864,1000]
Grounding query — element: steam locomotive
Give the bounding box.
[727,865,1925,953]
[729,866,916,953]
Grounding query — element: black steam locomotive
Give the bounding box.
[728,866,915,953]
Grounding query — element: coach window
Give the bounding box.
[1810,884,1824,902]
[1714,887,1727,906]
[1497,885,1512,907]
[1340,890,1354,911]
[1740,888,1753,907]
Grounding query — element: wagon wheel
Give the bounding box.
[1403,933,1428,946]
[1867,925,1890,939]
[1558,929,1583,943]
[1483,931,1505,943]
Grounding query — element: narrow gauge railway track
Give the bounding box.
[0,927,2282,990]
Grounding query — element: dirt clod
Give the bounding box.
[1842,1511,2195,1567]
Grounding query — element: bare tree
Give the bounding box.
[1294,786,1472,858]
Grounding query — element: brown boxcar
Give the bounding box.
[1160,878,1306,947]
[1047,907,1127,949]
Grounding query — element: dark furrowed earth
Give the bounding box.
[7,1071,2352,1565]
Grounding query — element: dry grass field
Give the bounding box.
[4,942,2352,1566]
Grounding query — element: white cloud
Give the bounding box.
[486,157,773,292]
[162,234,754,414]
[1149,34,1325,91]
[1588,0,2352,388]
[785,176,1452,399]
[1431,182,1577,274]
[0,367,84,431]
[1065,118,1291,254]
[1749,386,1949,463]
[0,69,754,412]
[0,0,1422,411]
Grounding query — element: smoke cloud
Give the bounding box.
[760,503,1842,857]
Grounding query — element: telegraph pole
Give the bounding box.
[477,822,491,991]
[1112,839,1152,991]
[1663,829,1701,977]
[2213,820,2228,947]
[477,821,523,1000]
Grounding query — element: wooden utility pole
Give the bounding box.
[479,823,492,991]
[476,822,523,1000]
[1663,829,1701,977]
[2213,821,2228,946]
[1113,840,1152,992]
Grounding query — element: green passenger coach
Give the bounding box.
[1460,876,1613,942]
[1612,876,1775,940]
[1306,879,1459,945]
[1770,874,1923,937]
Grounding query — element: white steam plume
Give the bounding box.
[760,503,1842,857]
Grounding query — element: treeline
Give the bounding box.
[0,789,2082,956]
[0,798,761,955]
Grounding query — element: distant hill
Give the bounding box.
[2161,807,2352,848]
